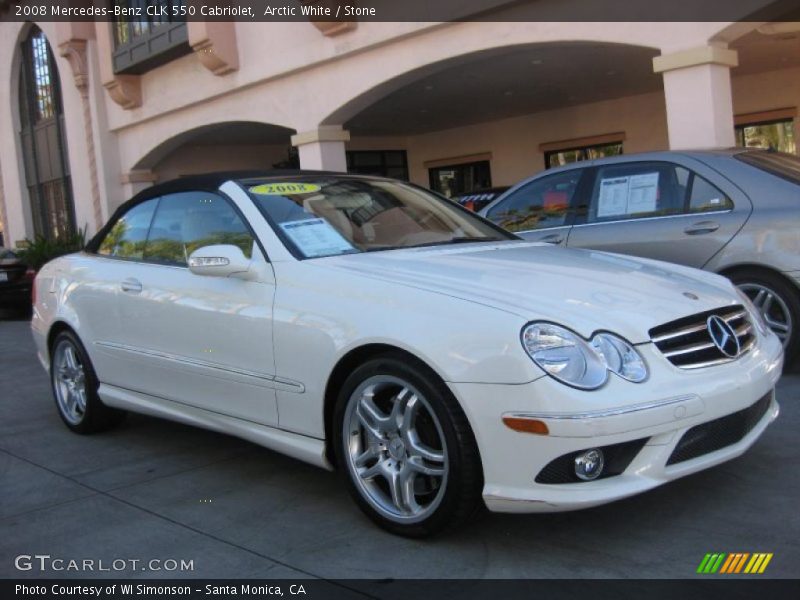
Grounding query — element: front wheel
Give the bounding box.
[333,356,483,537]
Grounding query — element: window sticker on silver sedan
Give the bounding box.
[249,182,321,195]
[279,218,355,257]
[597,172,659,217]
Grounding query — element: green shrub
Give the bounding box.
[17,226,87,271]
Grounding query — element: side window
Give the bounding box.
[587,162,687,223]
[97,198,158,259]
[486,171,580,233]
[144,192,254,267]
[689,175,733,213]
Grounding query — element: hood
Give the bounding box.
[320,241,740,344]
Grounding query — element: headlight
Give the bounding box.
[591,333,648,383]
[735,287,768,336]
[521,323,647,389]
[521,323,608,389]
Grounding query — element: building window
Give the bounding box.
[18,27,75,241]
[545,141,624,169]
[735,118,796,155]
[428,160,491,198]
[346,151,409,180]
[112,0,190,74]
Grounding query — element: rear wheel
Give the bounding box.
[730,269,800,365]
[333,356,483,537]
[50,330,126,433]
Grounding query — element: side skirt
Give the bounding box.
[98,383,332,470]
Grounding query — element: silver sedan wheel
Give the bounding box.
[343,375,448,524]
[52,340,88,425]
[737,283,793,347]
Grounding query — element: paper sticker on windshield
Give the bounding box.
[249,182,321,195]
[279,218,355,258]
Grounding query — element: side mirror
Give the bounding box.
[188,245,255,280]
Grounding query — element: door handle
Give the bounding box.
[539,233,564,245]
[120,278,142,294]
[684,221,720,235]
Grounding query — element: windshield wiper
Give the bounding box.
[357,237,502,253]
[404,236,501,250]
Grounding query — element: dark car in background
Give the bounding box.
[480,149,800,364]
[453,187,510,212]
[0,248,34,314]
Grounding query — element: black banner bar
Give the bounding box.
[2,0,800,23]
[4,579,800,600]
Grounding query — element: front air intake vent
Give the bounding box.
[649,305,755,369]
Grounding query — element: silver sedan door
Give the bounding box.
[566,158,752,268]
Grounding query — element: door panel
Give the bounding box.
[91,190,279,425]
[566,160,752,268]
[109,257,278,425]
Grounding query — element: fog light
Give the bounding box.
[574,448,604,481]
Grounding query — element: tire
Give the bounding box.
[50,330,126,433]
[729,269,800,366]
[333,355,483,537]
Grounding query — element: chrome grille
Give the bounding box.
[649,305,755,369]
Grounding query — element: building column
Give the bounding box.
[291,126,350,172]
[653,45,738,150]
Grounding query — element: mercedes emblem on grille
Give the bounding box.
[706,315,740,358]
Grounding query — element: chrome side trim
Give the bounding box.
[570,209,733,229]
[94,341,305,392]
[506,394,696,421]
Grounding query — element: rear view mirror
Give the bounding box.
[188,245,255,280]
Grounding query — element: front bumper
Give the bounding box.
[451,330,783,513]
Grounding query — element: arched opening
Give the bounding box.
[323,42,664,196]
[132,121,297,184]
[17,26,75,240]
[727,21,800,154]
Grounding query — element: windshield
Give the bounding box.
[735,150,800,185]
[242,177,515,259]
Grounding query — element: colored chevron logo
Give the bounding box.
[696,552,773,574]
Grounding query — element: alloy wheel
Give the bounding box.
[52,340,88,425]
[343,375,449,524]
[737,283,792,347]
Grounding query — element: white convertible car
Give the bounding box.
[32,172,783,536]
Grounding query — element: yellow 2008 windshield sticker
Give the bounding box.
[249,182,321,195]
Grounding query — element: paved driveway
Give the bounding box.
[1,314,798,579]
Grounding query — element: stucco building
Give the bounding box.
[0,4,798,246]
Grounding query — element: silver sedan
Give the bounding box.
[481,149,800,364]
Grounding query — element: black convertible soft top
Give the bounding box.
[84,169,369,252]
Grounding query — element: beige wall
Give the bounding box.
[348,66,799,190]
[152,144,290,183]
[732,65,800,136]
[404,90,669,187]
